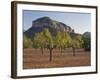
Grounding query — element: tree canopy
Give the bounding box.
[23,35,33,48]
[24,28,90,53]
[71,34,83,49]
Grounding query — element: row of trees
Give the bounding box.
[24,28,90,62]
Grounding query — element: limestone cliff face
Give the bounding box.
[24,16,74,38]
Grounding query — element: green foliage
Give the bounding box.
[33,28,54,61]
[63,32,72,48]
[33,32,45,48]
[55,31,62,48]
[43,28,54,49]
[24,28,88,52]
[23,35,33,48]
[33,28,54,49]
[24,27,90,58]
[82,36,91,51]
[71,34,83,48]
[55,31,72,49]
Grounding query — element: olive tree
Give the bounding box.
[43,28,54,62]
[71,34,83,56]
[82,36,91,51]
[33,32,46,55]
[33,28,54,62]
[55,31,72,54]
[55,31,62,52]
[23,35,33,48]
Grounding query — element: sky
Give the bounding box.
[23,10,91,34]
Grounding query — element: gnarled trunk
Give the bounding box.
[72,47,75,56]
[49,48,53,62]
[41,48,44,55]
[60,48,62,54]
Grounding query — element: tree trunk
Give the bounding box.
[72,47,75,56]
[41,48,44,55]
[61,48,62,54]
[49,48,53,62]
[59,48,60,51]
[63,47,66,53]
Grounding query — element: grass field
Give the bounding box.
[23,48,91,69]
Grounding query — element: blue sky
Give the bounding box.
[23,10,91,34]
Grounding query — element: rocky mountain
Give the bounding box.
[24,16,74,38]
[83,32,91,38]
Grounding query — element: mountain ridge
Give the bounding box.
[24,16,75,38]
[24,16,90,39]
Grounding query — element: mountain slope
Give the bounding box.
[24,16,74,38]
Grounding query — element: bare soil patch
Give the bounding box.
[23,48,90,69]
